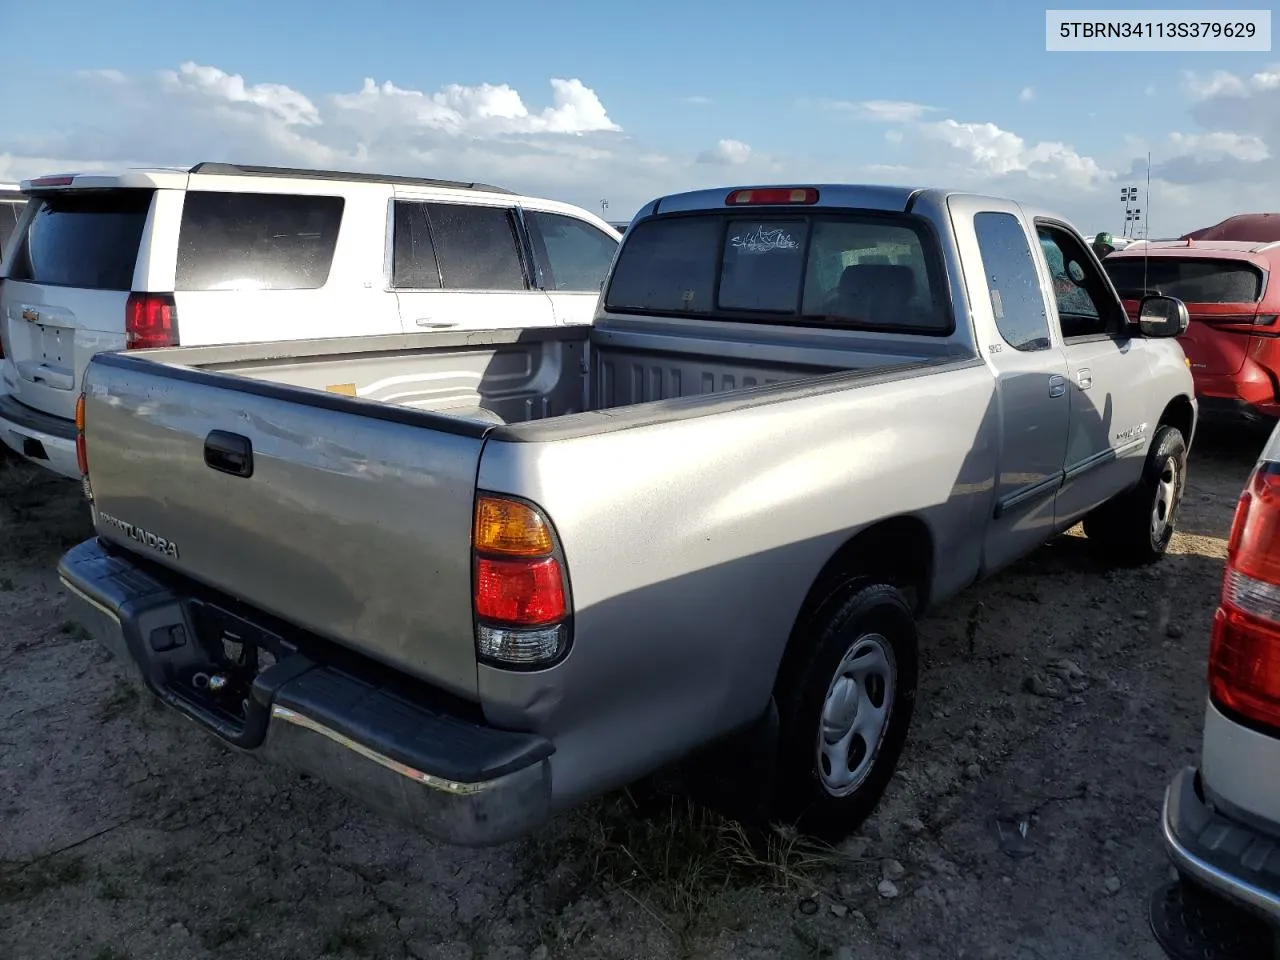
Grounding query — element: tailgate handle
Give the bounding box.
[204,431,254,478]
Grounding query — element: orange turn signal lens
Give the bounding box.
[474,496,554,557]
[75,393,85,432]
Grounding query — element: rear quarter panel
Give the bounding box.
[475,360,999,806]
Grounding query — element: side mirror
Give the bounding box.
[1138,295,1189,338]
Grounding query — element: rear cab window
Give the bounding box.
[9,190,154,289]
[176,192,344,291]
[604,210,952,333]
[1103,257,1265,304]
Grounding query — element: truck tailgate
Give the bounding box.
[80,353,485,700]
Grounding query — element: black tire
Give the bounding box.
[773,581,919,843]
[1083,423,1187,566]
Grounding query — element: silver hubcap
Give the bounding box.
[1151,456,1181,542]
[817,634,896,797]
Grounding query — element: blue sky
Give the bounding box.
[2,0,1277,234]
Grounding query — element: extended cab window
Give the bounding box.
[605,212,950,332]
[1103,257,1264,304]
[973,212,1052,351]
[526,211,618,292]
[177,192,344,291]
[10,190,152,290]
[392,201,442,289]
[1035,224,1125,341]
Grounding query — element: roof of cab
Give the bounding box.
[644,184,924,217]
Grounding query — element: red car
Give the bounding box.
[1103,240,1280,425]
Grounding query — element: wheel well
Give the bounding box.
[1159,395,1195,443]
[792,516,933,632]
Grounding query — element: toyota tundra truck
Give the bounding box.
[59,184,1196,846]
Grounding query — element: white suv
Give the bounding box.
[0,163,621,479]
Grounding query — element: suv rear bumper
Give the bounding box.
[0,392,79,479]
[1163,765,1280,925]
[58,536,555,847]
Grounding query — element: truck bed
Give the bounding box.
[77,320,966,702]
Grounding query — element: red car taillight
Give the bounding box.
[1209,462,1280,728]
[75,391,92,502]
[472,494,571,667]
[125,292,178,349]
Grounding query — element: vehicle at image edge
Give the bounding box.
[0,163,621,479]
[60,183,1196,847]
[1157,418,1280,956]
[1102,239,1280,427]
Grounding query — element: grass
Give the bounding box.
[97,679,140,722]
[531,788,850,957]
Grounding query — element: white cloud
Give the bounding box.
[1019,86,1035,103]
[163,62,322,127]
[1168,131,1269,163]
[683,96,712,106]
[697,139,753,165]
[916,119,1107,186]
[821,99,937,122]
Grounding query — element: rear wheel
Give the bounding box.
[773,581,918,842]
[1084,424,1187,566]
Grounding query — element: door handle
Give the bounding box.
[1077,368,1092,390]
[414,318,458,329]
[1048,375,1066,398]
[204,430,254,478]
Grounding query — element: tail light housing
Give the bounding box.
[125,292,178,349]
[472,494,571,668]
[1209,461,1280,729]
[75,392,92,501]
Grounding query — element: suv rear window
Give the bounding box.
[1104,257,1264,303]
[176,192,344,291]
[9,190,152,289]
[604,212,951,332]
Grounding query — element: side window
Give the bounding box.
[423,203,526,291]
[392,201,441,289]
[1035,224,1124,340]
[972,212,1052,351]
[526,211,618,292]
[176,192,344,291]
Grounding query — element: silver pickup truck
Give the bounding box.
[60,183,1196,847]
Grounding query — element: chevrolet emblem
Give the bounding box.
[20,307,39,322]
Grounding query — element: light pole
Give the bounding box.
[600,199,609,219]
[1120,185,1142,239]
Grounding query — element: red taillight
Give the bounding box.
[125,293,178,349]
[1209,463,1280,728]
[28,175,75,187]
[726,187,819,206]
[475,557,566,626]
[75,392,92,501]
[472,494,570,666]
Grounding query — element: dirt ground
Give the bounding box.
[0,427,1267,960]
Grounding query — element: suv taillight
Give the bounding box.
[125,292,178,349]
[1209,462,1280,729]
[472,494,571,668]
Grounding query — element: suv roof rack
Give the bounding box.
[187,162,514,195]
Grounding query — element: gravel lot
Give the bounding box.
[0,427,1264,960]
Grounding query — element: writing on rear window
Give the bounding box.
[1103,257,1264,304]
[176,192,344,292]
[9,191,152,290]
[605,212,951,333]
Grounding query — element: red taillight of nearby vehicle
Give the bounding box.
[725,187,819,206]
[75,392,92,501]
[472,494,571,668]
[1209,462,1280,729]
[125,292,178,349]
